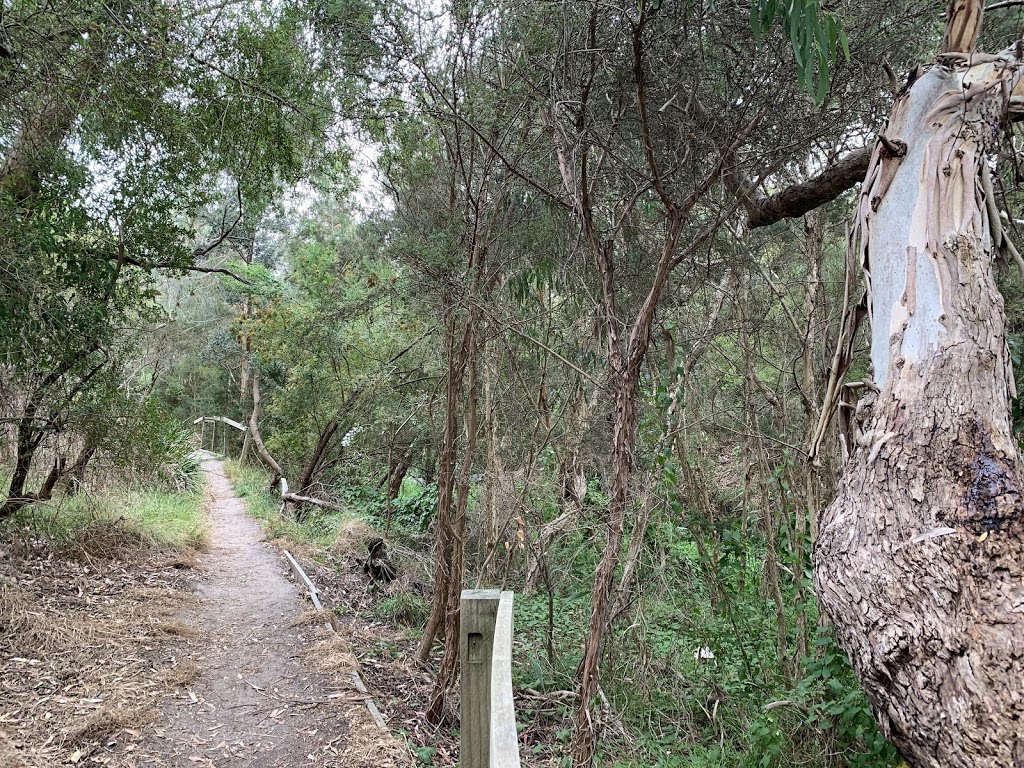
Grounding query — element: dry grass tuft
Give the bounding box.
[71,517,150,560]
[291,608,333,626]
[64,706,154,746]
[304,630,359,674]
[159,659,201,688]
[330,516,380,562]
[152,618,194,636]
[342,711,413,768]
[159,550,201,570]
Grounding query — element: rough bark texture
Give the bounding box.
[941,0,984,55]
[814,50,1024,768]
[746,147,873,229]
[415,315,469,664]
[426,318,479,724]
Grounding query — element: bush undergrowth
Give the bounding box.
[223,459,368,548]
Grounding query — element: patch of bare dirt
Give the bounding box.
[0,461,413,768]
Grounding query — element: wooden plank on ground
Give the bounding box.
[282,549,323,611]
[280,549,389,733]
[350,671,388,731]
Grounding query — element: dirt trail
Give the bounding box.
[142,459,355,767]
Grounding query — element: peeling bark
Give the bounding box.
[416,314,471,665]
[815,49,1024,768]
[426,316,480,724]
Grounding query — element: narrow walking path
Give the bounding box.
[141,459,354,767]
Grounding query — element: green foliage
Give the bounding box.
[224,460,280,515]
[798,631,900,766]
[2,486,206,551]
[373,592,430,628]
[108,400,203,492]
[743,629,900,768]
[414,745,437,765]
[512,591,589,692]
[753,0,850,103]
[387,483,439,532]
[115,488,209,550]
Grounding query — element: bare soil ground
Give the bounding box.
[0,460,410,768]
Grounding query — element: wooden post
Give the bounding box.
[200,418,206,450]
[221,420,227,456]
[461,589,500,768]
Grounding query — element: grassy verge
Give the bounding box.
[222,459,359,549]
[222,459,282,523]
[2,486,207,552]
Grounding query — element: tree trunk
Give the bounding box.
[426,316,479,723]
[248,371,284,492]
[416,315,470,663]
[293,419,340,520]
[62,441,96,494]
[482,327,504,582]
[1,378,57,516]
[525,385,596,591]
[814,27,1024,766]
[386,443,413,503]
[571,212,682,766]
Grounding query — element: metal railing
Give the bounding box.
[193,415,246,456]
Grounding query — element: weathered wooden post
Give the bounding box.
[460,589,500,768]
[489,592,519,768]
[199,418,206,450]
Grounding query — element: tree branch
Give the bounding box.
[941,0,984,54]
[662,85,870,228]
[746,146,873,228]
[120,255,254,285]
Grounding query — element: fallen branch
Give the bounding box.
[282,492,344,512]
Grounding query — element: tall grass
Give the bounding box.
[4,487,207,551]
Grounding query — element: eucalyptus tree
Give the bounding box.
[475,2,927,762]
[802,3,1024,765]
[238,203,431,508]
[381,13,528,724]
[373,0,931,761]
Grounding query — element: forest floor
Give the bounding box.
[0,459,410,768]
